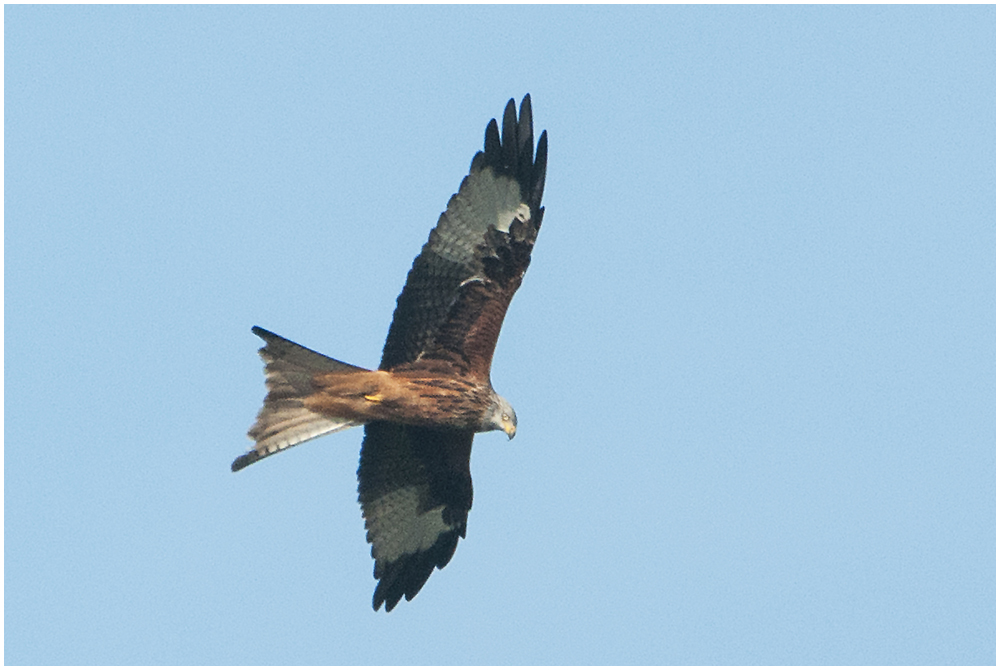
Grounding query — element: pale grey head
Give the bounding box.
[482,390,517,439]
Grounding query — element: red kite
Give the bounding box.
[233,95,547,611]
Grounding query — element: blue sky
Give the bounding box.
[5,5,994,665]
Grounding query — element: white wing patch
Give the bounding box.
[496,202,532,233]
[365,486,452,564]
[431,167,526,264]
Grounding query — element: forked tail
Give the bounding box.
[233,326,365,472]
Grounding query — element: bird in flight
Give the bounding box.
[233,95,547,611]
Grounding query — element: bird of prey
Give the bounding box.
[232,95,547,612]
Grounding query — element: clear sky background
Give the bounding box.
[5,5,995,665]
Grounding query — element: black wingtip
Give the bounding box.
[501,98,518,170]
[477,94,547,209]
[483,118,501,159]
[517,95,534,161]
[533,129,548,206]
[370,529,463,612]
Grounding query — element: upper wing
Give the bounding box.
[379,95,548,375]
[357,421,474,611]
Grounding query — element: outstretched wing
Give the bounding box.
[357,421,474,611]
[379,94,548,377]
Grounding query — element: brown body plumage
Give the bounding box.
[233,95,547,612]
[304,362,497,431]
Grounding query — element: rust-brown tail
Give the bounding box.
[233,326,366,472]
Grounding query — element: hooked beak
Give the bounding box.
[502,419,517,440]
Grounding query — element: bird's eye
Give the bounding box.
[502,413,509,421]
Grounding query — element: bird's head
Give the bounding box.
[485,392,517,439]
